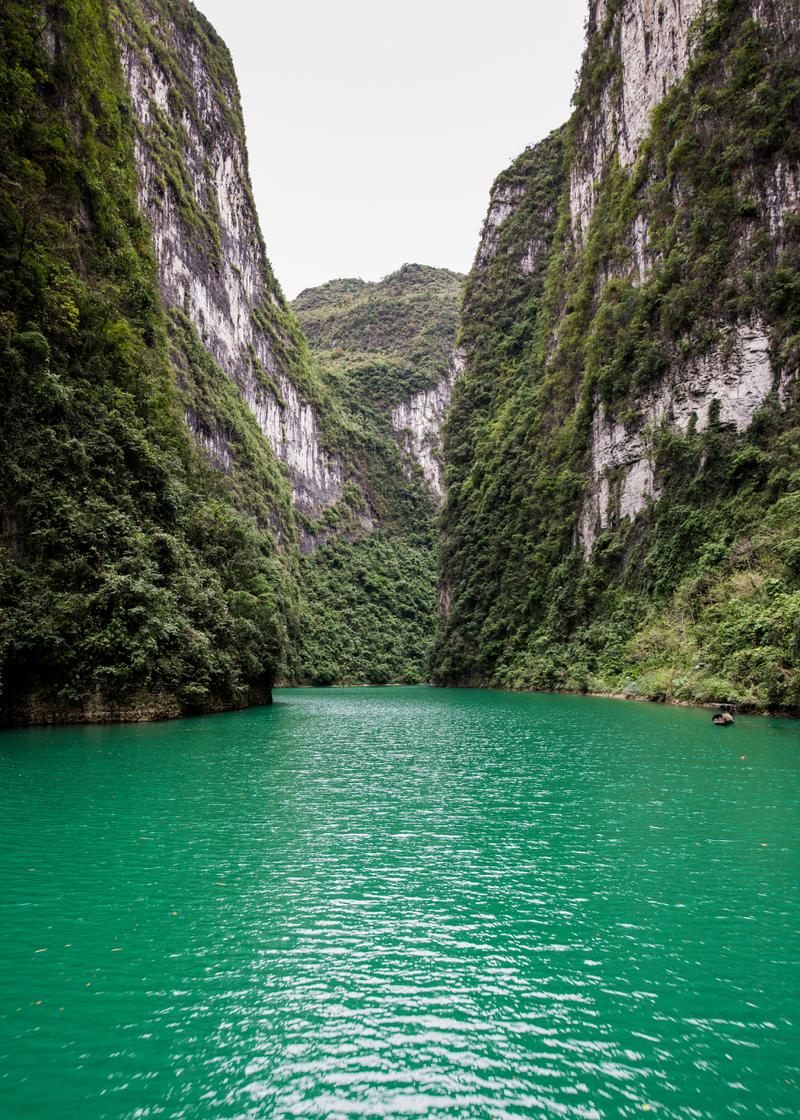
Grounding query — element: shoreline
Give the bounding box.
[0,686,273,731]
[278,680,799,720]
[3,680,797,730]
[527,685,799,719]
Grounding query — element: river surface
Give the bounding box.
[1,687,799,1119]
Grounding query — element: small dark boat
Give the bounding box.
[712,704,735,726]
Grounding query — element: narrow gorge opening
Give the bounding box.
[286,266,463,686]
[2,1,800,1115]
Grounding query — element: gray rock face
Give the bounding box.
[391,351,463,500]
[570,0,800,254]
[578,323,777,553]
[475,183,528,269]
[764,159,800,241]
[463,0,797,560]
[560,0,800,553]
[115,5,340,514]
[571,0,704,244]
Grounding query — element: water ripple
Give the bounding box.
[1,687,798,1118]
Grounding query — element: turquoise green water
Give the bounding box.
[1,688,798,1119]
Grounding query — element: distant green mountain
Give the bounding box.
[290,265,464,685]
[295,264,461,412]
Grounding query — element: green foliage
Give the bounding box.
[571,0,624,116]
[434,0,800,711]
[295,264,463,410]
[290,532,437,686]
[0,0,296,718]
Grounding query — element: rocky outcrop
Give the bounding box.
[578,323,776,553]
[114,0,340,514]
[570,0,704,244]
[475,182,528,268]
[249,379,341,512]
[185,411,233,471]
[764,158,800,241]
[391,351,462,499]
[1,685,272,727]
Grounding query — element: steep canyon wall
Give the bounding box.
[435,0,800,710]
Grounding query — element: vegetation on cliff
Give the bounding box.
[434,0,800,711]
[0,0,298,721]
[5,0,797,721]
[295,265,461,413]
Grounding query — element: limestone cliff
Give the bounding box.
[578,322,776,554]
[435,0,800,711]
[568,0,798,552]
[114,0,341,515]
[570,0,706,243]
[390,347,461,500]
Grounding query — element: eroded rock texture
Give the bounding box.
[115,0,340,514]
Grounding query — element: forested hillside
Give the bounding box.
[434,0,800,712]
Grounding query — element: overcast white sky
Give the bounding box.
[194,0,587,299]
